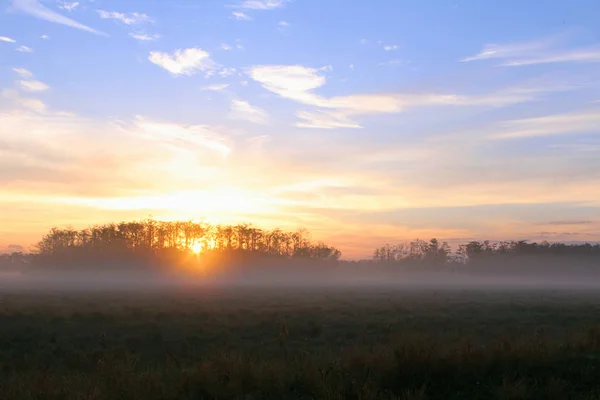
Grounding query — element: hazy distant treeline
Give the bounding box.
[372,239,600,266]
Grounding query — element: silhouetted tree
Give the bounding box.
[28,218,342,270]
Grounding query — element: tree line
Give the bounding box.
[2,219,600,271]
[11,219,341,270]
[372,239,600,265]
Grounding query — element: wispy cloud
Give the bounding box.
[487,110,600,140]
[40,34,49,39]
[248,65,326,105]
[230,0,286,20]
[18,80,49,92]
[201,83,230,91]
[97,10,154,25]
[238,0,287,10]
[129,32,160,41]
[383,44,398,51]
[219,67,237,77]
[12,68,32,78]
[0,36,17,43]
[11,68,49,92]
[249,64,549,128]
[232,11,252,20]
[461,37,555,62]
[11,0,106,36]
[229,99,268,124]
[57,1,79,12]
[248,64,403,128]
[461,34,600,66]
[132,116,232,156]
[16,45,33,52]
[537,231,593,238]
[221,43,232,50]
[148,48,217,76]
[296,110,362,129]
[545,220,594,226]
[502,48,600,66]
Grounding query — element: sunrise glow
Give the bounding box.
[1,0,599,259]
[191,243,203,254]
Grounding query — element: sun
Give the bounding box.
[191,243,202,254]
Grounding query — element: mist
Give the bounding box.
[3,257,600,295]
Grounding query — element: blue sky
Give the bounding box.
[1,0,599,258]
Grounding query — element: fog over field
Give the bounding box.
[3,258,600,293]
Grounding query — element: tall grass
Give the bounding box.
[1,289,600,399]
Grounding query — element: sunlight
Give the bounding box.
[191,242,202,254]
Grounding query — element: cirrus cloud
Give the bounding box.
[129,32,160,41]
[97,10,154,25]
[461,34,600,66]
[232,11,252,20]
[238,0,287,10]
[11,0,106,36]
[486,110,600,140]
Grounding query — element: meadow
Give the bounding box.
[1,285,600,399]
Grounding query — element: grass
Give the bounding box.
[1,286,600,399]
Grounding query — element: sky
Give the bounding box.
[1,0,599,258]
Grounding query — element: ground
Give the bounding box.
[1,285,600,399]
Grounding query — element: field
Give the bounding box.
[1,284,600,399]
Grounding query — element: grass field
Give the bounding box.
[1,285,600,399]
